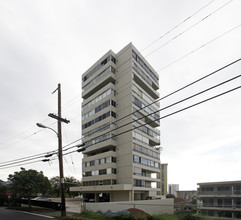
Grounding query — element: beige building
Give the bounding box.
[197,180,241,219]
[71,43,161,202]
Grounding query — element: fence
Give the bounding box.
[21,198,61,210]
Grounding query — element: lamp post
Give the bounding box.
[36,122,66,216]
[36,123,58,137]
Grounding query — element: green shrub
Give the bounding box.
[110,213,135,220]
[178,213,201,220]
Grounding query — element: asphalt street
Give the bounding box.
[0,207,58,220]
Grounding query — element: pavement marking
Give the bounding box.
[19,211,56,219]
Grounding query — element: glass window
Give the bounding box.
[133,167,141,176]
[107,168,111,174]
[133,155,140,163]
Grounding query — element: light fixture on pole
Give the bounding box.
[36,123,58,137]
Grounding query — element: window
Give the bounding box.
[107,168,111,174]
[91,170,98,176]
[134,155,140,163]
[106,156,111,163]
[132,50,158,84]
[132,96,159,120]
[85,132,116,147]
[134,179,145,187]
[99,169,107,175]
[83,122,116,139]
[82,111,116,130]
[133,167,142,176]
[133,131,149,145]
[141,158,148,165]
[83,66,116,92]
[83,55,116,82]
[218,186,230,191]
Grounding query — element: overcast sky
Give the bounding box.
[0,0,241,190]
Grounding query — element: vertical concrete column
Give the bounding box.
[131,188,134,201]
[94,193,97,202]
[110,192,112,202]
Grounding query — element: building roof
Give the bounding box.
[197,180,241,186]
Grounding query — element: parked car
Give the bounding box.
[32,197,52,202]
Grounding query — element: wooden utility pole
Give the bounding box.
[49,83,70,216]
[57,83,66,217]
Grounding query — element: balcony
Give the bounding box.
[83,138,117,155]
[198,190,241,197]
[133,73,159,100]
[82,66,116,99]
[199,204,241,212]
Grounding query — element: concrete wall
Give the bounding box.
[85,199,174,216]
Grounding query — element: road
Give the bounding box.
[0,207,58,220]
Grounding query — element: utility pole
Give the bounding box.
[58,83,66,217]
[49,83,70,217]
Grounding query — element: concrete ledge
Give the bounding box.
[70,184,132,192]
[85,199,174,215]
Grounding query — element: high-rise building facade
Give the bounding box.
[78,43,161,202]
[168,184,179,197]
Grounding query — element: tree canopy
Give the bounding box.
[166,193,176,198]
[50,176,81,198]
[8,168,51,201]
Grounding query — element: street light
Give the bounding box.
[36,122,66,216]
[36,123,58,137]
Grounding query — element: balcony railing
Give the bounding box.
[199,191,233,195]
[200,204,241,209]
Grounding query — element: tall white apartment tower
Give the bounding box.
[79,43,161,202]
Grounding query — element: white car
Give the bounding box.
[32,197,52,202]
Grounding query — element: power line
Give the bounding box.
[0,159,44,170]
[36,83,241,162]
[157,23,241,72]
[116,57,241,124]
[1,58,240,169]
[144,0,233,58]
[141,0,216,52]
[81,74,241,148]
[1,80,240,170]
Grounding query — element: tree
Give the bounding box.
[64,176,81,198]
[166,193,175,198]
[50,176,81,198]
[8,168,51,208]
[49,176,61,197]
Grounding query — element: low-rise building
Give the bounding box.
[176,190,197,202]
[197,180,241,219]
